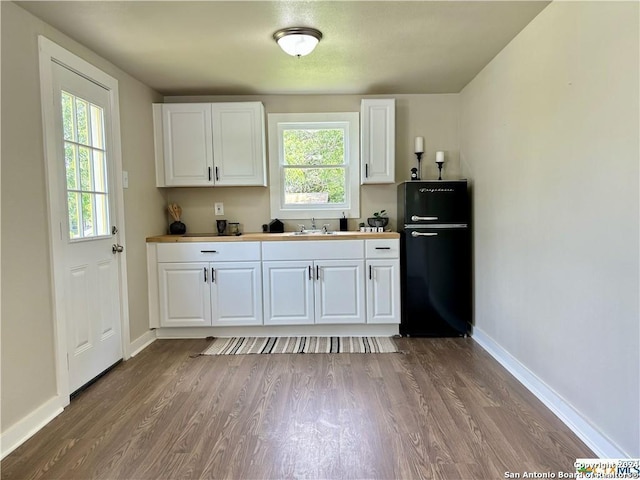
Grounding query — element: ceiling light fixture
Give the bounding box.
[273,27,323,57]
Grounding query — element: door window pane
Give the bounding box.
[76,98,89,145]
[67,192,80,239]
[62,92,75,141]
[61,91,109,240]
[65,143,77,190]
[79,146,92,191]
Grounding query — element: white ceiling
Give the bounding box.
[17,1,550,96]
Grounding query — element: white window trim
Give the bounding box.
[268,112,360,220]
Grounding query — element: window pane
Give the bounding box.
[90,104,104,149]
[94,193,109,236]
[283,129,344,166]
[79,146,92,190]
[67,192,80,239]
[76,98,89,145]
[62,92,75,141]
[92,150,107,193]
[284,167,346,204]
[81,192,94,237]
[65,142,77,190]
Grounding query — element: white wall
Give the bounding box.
[1,1,164,434]
[460,1,639,456]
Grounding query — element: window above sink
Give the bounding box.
[268,112,360,220]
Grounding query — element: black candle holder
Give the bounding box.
[414,152,423,180]
[436,161,443,180]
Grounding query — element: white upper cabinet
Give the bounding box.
[159,103,214,187]
[212,103,267,186]
[153,102,267,187]
[360,98,395,184]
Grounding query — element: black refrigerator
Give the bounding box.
[397,181,471,336]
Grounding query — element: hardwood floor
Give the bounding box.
[2,337,593,480]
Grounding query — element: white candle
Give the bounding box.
[414,136,424,153]
[436,151,445,163]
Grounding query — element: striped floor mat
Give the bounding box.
[201,336,398,355]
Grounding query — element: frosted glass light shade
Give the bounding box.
[273,27,323,57]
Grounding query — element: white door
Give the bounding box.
[162,103,214,186]
[158,262,211,327]
[315,260,365,324]
[263,261,314,325]
[52,62,123,393]
[366,260,401,324]
[211,262,263,326]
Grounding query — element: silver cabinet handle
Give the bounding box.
[200,250,218,253]
[316,265,319,280]
[411,231,438,237]
[211,267,216,283]
[411,215,438,221]
[369,265,372,280]
[204,267,208,282]
[308,265,312,280]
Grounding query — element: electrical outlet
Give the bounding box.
[214,202,224,215]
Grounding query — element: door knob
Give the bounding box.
[112,244,124,254]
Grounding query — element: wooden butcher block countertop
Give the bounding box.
[146,231,400,243]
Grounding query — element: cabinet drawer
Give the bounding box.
[262,240,364,261]
[156,242,261,262]
[365,239,399,258]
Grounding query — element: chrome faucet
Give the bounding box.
[311,217,316,230]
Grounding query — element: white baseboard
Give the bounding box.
[155,324,400,339]
[472,327,628,458]
[0,395,65,460]
[128,329,157,358]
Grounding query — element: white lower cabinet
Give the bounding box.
[263,259,365,326]
[153,242,263,327]
[315,260,365,324]
[159,261,262,327]
[364,239,401,324]
[211,262,262,326]
[148,238,399,331]
[262,261,314,325]
[366,259,401,324]
[159,262,211,327]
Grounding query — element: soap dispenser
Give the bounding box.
[339,213,348,231]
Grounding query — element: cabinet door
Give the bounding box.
[263,261,314,325]
[212,102,267,186]
[158,262,211,327]
[361,99,395,184]
[211,262,263,326]
[315,260,365,324]
[162,104,214,186]
[366,260,400,324]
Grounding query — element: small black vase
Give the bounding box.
[169,221,186,235]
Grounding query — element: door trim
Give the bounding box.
[38,36,130,405]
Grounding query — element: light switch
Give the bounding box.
[214,202,224,215]
[122,171,129,189]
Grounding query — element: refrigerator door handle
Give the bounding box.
[411,231,438,237]
[411,215,438,221]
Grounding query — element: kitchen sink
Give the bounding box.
[181,233,218,237]
[289,230,337,236]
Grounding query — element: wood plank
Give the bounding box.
[1,338,594,480]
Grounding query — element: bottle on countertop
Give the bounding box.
[339,212,348,231]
